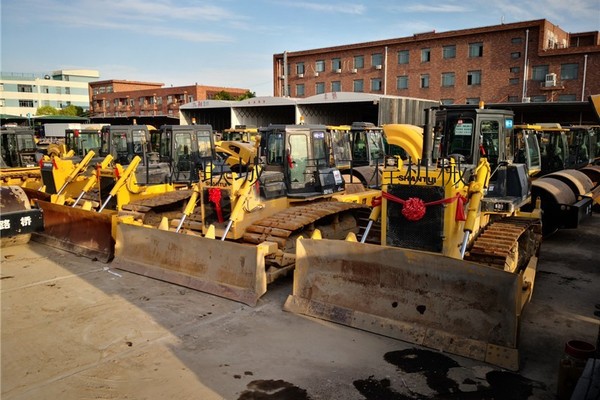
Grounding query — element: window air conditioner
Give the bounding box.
[351,68,358,73]
[545,73,557,87]
[335,69,342,74]
[298,73,304,78]
[522,97,531,103]
[314,72,319,77]
[375,65,382,70]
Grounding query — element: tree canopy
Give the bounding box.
[35,105,86,116]
[213,90,256,101]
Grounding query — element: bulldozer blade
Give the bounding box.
[284,238,537,371]
[32,201,115,263]
[111,222,272,306]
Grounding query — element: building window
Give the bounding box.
[371,78,383,91]
[467,70,481,85]
[19,100,34,107]
[396,75,408,90]
[65,87,71,95]
[420,74,429,88]
[332,58,342,71]
[421,48,431,62]
[139,97,144,106]
[441,72,455,87]
[331,81,341,92]
[371,53,383,68]
[532,95,547,102]
[508,96,520,102]
[469,42,483,57]
[511,37,523,44]
[558,94,577,101]
[353,79,364,92]
[442,45,456,59]
[398,50,409,64]
[296,63,305,75]
[509,78,519,85]
[17,84,33,93]
[315,60,325,73]
[511,52,521,59]
[561,63,578,80]
[532,65,549,81]
[106,85,113,93]
[296,84,305,96]
[441,99,454,105]
[509,66,520,73]
[315,82,325,94]
[466,97,480,105]
[354,55,364,69]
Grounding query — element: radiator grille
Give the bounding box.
[386,185,445,253]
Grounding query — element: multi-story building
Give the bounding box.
[273,19,600,104]
[0,69,99,117]
[88,80,250,119]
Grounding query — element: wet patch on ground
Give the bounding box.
[237,379,311,400]
[353,348,546,399]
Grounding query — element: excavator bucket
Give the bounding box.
[32,201,115,263]
[111,222,276,306]
[284,238,537,371]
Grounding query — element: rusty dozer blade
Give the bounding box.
[111,222,275,306]
[32,200,115,263]
[284,238,537,371]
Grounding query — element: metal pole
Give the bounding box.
[581,54,588,101]
[521,29,529,101]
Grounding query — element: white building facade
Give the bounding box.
[0,69,100,117]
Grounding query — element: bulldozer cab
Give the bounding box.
[65,128,104,158]
[158,124,216,183]
[259,124,344,198]
[566,125,597,168]
[535,123,570,173]
[349,122,386,168]
[325,125,352,170]
[0,127,39,168]
[513,125,542,176]
[221,125,258,143]
[433,106,532,212]
[100,125,154,166]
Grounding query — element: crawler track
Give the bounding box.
[243,201,368,247]
[465,216,542,272]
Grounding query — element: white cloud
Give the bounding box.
[274,0,366,15]
[404,4,470,12]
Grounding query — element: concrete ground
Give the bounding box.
[1,215,598,400]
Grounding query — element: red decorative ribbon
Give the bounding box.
[376,192,467,222]
[208,187,224,223]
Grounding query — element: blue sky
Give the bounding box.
[1,0,598,96]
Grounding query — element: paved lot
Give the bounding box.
[1,215,599,400]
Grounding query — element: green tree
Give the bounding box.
[236,91,256,100]
[213,90,256,101]
[36,105,59,115]
[59,105,84,116]
[213,91,234,100]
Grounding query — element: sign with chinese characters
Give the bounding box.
[0,209,44,237]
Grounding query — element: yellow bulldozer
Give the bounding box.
[111,123,380,306]
[28,124,221,262]
[284,105,544,371]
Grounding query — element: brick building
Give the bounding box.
[89,80,250,118]
[273,19,600,104]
